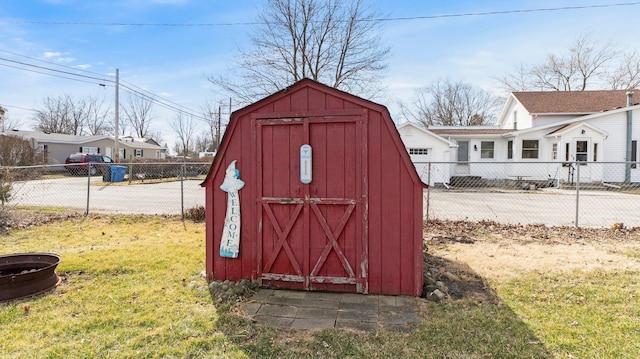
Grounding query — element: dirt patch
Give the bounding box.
[423,220,640,300]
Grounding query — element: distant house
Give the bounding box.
[396,122,456,185]
[399,90,640,185]
[5,130,166,165]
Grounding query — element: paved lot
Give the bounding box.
[426,188,640,228]
[242,289,420,332]
[9,177,639,227]
[10,176,205,215]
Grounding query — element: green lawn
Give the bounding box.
[0,214,637,358]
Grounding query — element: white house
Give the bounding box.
[396,122,457,185]
[400,90,640,185]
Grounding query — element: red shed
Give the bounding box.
[202,79,425,296]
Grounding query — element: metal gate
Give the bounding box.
[256,115,367,292]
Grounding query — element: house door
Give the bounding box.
[574,139,591,181]
[455,141,470,174]
[256,116,367,293]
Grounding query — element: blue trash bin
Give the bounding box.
[110,165,127,182]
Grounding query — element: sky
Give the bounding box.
[2,0,640,152]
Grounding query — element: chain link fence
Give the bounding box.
[417,161,640,228]
[2,162,211,217]
[2,161,639,228]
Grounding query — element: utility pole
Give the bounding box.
[114,68,120,162]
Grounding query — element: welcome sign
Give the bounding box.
[219,160,244,258]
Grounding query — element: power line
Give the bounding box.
[119,80,207,119]
[1,2,638,26]
[0,56,113,83]
[0,103,36,112]
[0,49,110,79]
[374,2,640,22]
[118,84,207,121]
[0,62,109,86]
[0,53,208,121]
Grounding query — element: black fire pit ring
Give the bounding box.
[0,253,61,302]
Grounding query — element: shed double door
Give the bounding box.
[257,115,367,293]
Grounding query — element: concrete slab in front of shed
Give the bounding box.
[241,289,420,332]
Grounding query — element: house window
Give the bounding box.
[521,140,539,159]
[81,146,99,154]
[156,150,162,159]
[134,149,143,157]
[576,141,588,162]
[507,140,513,159]
[457,141,469,162]
[565,143,570,161]
[632,140,638,169]
[593,143,598,162]
[408,148,429,155]
[480,141,494,159]
[513,111,518,130]
[552,143,558,160]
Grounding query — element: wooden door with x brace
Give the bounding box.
[256,115,367,293]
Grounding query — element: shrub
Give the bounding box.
[184,205,206,222]
[0,168,12,205]
[0,134,39,166]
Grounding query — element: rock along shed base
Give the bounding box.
[202,79,425,296]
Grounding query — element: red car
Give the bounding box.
[64,153,114,175]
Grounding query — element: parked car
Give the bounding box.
[64,153,114,176]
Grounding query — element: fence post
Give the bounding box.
[180,162,185,221]
[86,163,91,215]
[425,162,431,221]
[575,162,580,227]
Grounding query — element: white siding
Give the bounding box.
[499,101,533,130]
[398,124,453,185]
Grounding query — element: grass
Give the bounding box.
[497,270,640,358]
[0,215,237,358]
[0,214,638,358]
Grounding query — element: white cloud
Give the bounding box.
[42,51,61,58]
[57,57,76,63]
[75,64,91,69]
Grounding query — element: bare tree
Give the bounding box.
[170,113,197,158]
[85,96,112,135]
[0,106,5,132]
[496,34,639,92]
[121,94,155,138]
[194,134,211,153]
[209,0,390,104]
[145,130,164,145]
[201,101,224,152]
[0,106,21,132]
[401,78,499,127]
[604,50,640,90]
[34,94,90,135]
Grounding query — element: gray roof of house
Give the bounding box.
[6,130,164,149]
